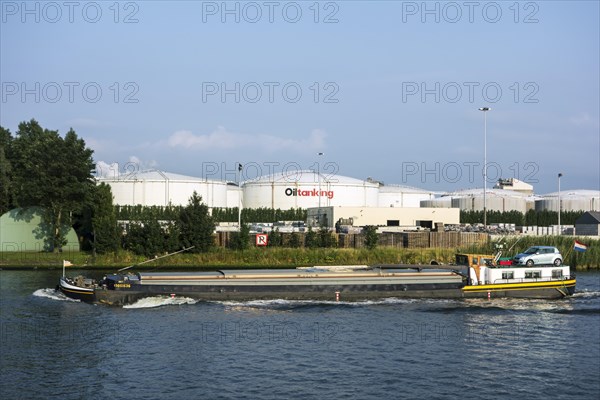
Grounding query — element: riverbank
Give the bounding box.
[0,248,456,270]
[1,244,598,270]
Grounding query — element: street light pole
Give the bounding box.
[317,152,324,227]
[558,172,563,235]
[478,107,491,229]
[238,163,243,231]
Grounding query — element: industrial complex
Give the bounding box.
[97,169,600,230]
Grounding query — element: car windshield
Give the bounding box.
[524,247,539,254]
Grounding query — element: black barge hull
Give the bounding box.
[59,282,577,306]
[93,284,465,306]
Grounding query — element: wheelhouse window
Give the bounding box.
[525,271,542,279]
[502,271,514,280]
[552,269,563,278]
[456,255,469,266]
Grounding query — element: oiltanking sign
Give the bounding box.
[285,187,334,199]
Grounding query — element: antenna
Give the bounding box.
[118,246,195,272]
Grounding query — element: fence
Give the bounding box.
[214,232,489,249]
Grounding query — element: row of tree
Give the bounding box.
[227,225,339,251]
[460,210,585,226]
[116,205,306,224]
[228,225,379,251]
[120,192,215,257]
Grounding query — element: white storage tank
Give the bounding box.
[226,183,242,208]
[536,190,600,212]
[377,184,435,207]
[420,196,453,208]
[441,188,532,213]
[242,170,379,210]
[98,170,228,208]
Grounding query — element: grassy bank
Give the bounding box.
[1,238,598,270]
[0,247,458,270]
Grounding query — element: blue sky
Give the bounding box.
[1,0,599,194]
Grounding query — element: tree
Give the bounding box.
[0,126,13,215]
[123,218,165,257]
[318,226,337,248]
[9,120,95,251]
[229,224,250,251]
[288,232,302,248]
[268,228,282,247]
[163,220,181,253]
[305,227,319,249]
[363,225,379,250]
[178,192,215,252]
[90,183,120,254]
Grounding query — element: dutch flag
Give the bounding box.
[574,241,588,252]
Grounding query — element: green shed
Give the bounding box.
[0,207,80,252]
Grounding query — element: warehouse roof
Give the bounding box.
[575,211,600,224]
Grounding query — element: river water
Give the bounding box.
[1,269,599,400]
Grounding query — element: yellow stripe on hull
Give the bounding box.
[60,287,95,296]
[463,279,576,293]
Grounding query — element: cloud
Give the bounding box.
[168,126,242,149]
[570,112,599,128]
[167,126,327,154]
[95,156,158,178]
[95,161,119,178]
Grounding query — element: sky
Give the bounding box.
[1,0,599,195]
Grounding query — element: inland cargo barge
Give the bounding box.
[58,257,576,305]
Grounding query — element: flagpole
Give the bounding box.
[563,245,573,262]
[558,173,563,234]
[62,260,73,277]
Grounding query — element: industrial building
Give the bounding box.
[308,206,460,230]
[493,178,534,195]
[97,169,599,231]
[575,211,600,236]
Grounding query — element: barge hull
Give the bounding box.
[94,283,466,305]
[90,281,576,305]
[463,279,577,299]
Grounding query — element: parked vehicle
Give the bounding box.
[513,246,563,266]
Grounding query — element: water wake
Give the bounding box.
[218,297,452,309]
[32,288,80,302]
[123,296,198,309]
[572,289,600,299]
